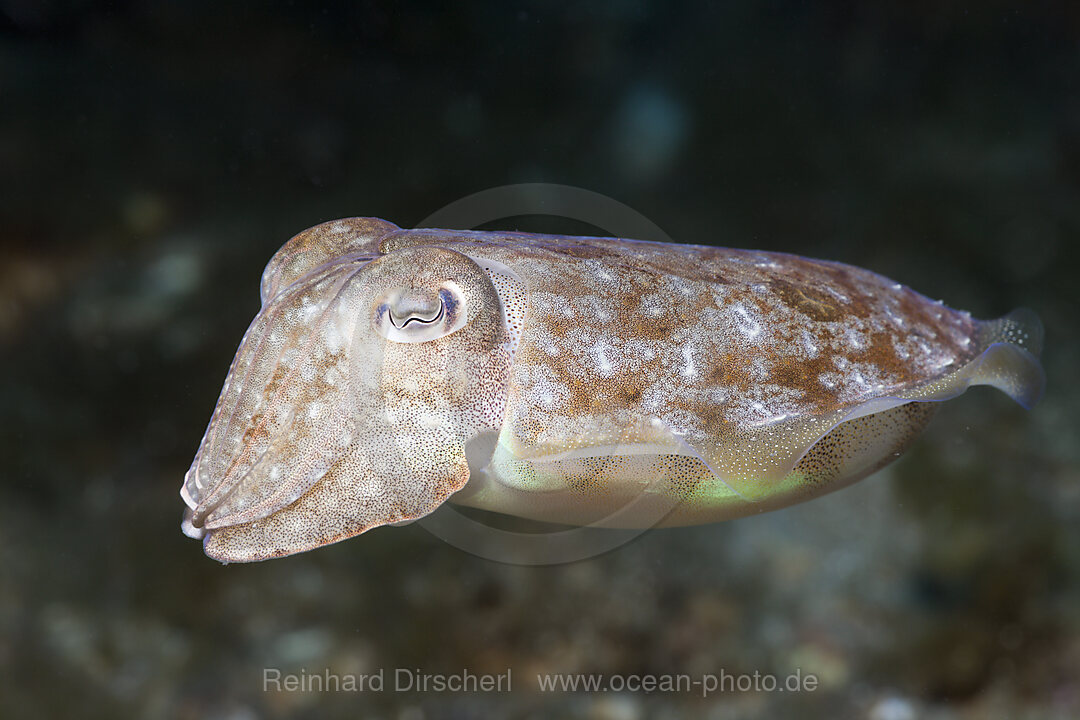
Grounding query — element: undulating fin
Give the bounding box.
[894,308,1045,410]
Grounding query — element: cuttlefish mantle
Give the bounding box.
[181,217,1045,562]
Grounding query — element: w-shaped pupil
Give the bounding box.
[389,302,443,329]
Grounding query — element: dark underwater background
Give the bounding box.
[2,1,1078,718]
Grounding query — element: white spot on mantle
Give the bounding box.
[680,345,697,378]
[732,304,762,340]
[591,341,616,377]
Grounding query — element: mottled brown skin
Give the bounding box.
[377,226,996,499]
[182,218,1044,560]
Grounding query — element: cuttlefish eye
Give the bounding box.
[374,281,469,343]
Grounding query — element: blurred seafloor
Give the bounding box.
[1,2,1078,718]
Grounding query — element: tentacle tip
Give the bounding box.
[181,508,207,539]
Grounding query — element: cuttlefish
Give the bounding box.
[181,217,1045,562]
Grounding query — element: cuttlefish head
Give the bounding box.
[181,219,518,562]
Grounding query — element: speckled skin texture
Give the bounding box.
[181,218,1044,561]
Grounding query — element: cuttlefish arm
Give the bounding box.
[182,218,1044,561]
[183,220,518,561]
